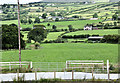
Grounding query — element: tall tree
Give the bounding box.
[27,28,47,43]
[28,18,33,24]
[112,14,118,20]
[2,24,25,49]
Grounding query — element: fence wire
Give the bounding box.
[32,62,107,73]
[32,62,66,72]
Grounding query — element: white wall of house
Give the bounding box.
[84,26,92,30]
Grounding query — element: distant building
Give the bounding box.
[88,36,103,41]
[84,25,98,30]
[84,25,92,30]
[90,18,98,20]
[46,16,65,20]
[47,4,55,6]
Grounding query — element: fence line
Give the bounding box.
[0,61,32,70]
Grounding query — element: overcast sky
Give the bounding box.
[0,0,42,4]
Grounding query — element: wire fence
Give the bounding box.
[32,62,66,72]
[0,61,109,74]
[32,62,107,74]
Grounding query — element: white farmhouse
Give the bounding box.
[84,25,92,30]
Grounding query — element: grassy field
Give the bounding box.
[64,29,118,36]
[21,31,65,41]
[2,43,118,64]
[44,32,65,41]
[1,20,102,29]
[40,20,102,29]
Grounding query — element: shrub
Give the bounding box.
[109,64,115,70]
[101,35,120,44]
[35,42,40,49]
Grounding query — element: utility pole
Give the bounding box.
[17,0,21,67]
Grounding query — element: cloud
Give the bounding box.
[0,0,42,4]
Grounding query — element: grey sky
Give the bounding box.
[0,0,42,4]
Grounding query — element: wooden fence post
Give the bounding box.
[102,62,104,71]
[66,61,67,69]
[9,62,11,70]
[54,71,56,79]
[17,69,19,81]
[107,60,110,80]
[35,69,37,81]
[72,70,74,80]
[92,67,94,79]
[30,62,32,69]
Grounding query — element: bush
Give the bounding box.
[35,42,40,49]
[47,23,50,26]
[109,64,115,70]
[101,35,120,44]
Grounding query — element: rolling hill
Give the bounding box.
[40,0,110,2]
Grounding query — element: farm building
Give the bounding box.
[88,36,103,41]
[84,25,92,30]
[90,18,98,20]
[84,25,98,30]
[46,16,65,20]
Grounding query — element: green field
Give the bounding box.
[21,31,65,41]
[2,43,118,64]
[1,20,102,29]
[44,32,65,41]
[64,29,118,36]
[40,20,102,29]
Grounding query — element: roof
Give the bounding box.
[88,36,103,39]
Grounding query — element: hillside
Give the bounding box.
[40,0,109,2]
[110,0,120,2]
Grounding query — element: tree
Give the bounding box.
[112,14,118,20]
[104,23,109,29]
[55,18,59,21]
[28,18,33,24]
[42,8,44,12]
[93,13,98,18]
[36,9,40,12]
[68,25,73,32]
[50,12,56,16]
[47,23,50,26]
[57,13,62,16]
[20,19,27,24]
[42,13,47,19]
[2,24,25,49]
[52,25,57,30]
[27,28,47,43]
[72,15,79,18]
[34,17,40,23]
[114,22,117,26]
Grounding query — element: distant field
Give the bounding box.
[2,43,118,64]
[40,20,102,29]
[1,20,18,25]
[1,20,102,29]
[64,29,118,36]
[21,31,64,41]
[44,32,65,41]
